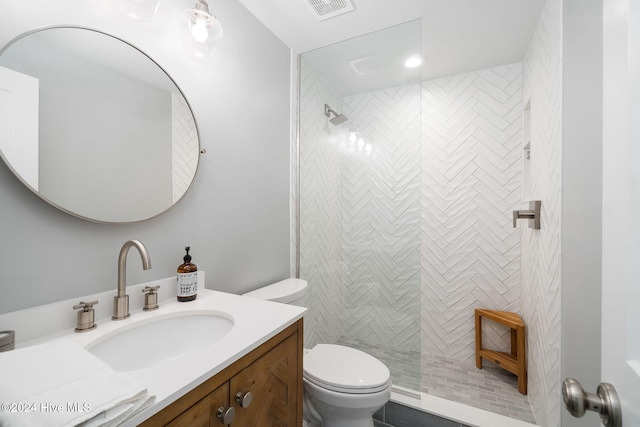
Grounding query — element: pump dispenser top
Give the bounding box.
[177,246,197,302]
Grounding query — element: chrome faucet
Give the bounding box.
[113,240,152,320]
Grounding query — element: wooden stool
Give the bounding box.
[475,309,527,395]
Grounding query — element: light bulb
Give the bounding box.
[349,132,357,144]
[191,18,209,42]
[365,143,372,152]
[183,3,223,57]
[358,138,365,148]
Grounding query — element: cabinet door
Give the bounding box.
[230,334,299,427]
[165,396,210,427]
[208,382,230,426]
[166,382,229,427]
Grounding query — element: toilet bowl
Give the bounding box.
[303,343,391,427]
[242,279,391,427]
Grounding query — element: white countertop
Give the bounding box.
[0,273,306,426]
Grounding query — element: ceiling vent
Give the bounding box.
[304,0,355,21]
[349,55,381,76]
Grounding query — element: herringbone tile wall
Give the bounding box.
[342,84,422,351]
[300,60,526,360]
[299,59,344,347]
[172,92,198,203]
[521,0,562,425]
[420,64,523,362]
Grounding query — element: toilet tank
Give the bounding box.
[242,278,308,307]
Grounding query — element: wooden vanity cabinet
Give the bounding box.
[139,319,303,427]
[165,383,229,427]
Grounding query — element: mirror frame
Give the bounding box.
[0,25,202,224]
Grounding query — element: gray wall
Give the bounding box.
[0,0,292,314]
[561,0,603,426]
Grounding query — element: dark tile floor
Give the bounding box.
[374,402,470,427]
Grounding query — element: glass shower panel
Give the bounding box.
[299,20,422,391]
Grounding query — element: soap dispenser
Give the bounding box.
[177,246,197,302]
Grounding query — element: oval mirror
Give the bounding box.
[0,27,200,223]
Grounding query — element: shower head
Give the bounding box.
[325,104,348,125]
[330,114,348,125]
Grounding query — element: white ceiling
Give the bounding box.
[302,19,423,95]
[236,0,546,89]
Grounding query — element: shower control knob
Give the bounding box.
[562,378,622,427]
[235,391,253,408]
[216,406,235,425]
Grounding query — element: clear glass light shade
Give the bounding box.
[348,131,362,145]
[114,0,161,21]
[182,8,223,57]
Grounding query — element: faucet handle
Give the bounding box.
[73,300,99,332]
[73,300,99,311]
[142,286,160,311]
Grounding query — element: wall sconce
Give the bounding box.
[114,0,223,57]
[358,138,372,156]
[182,0,224,57]
[364,140,373,155]
[348,131,362,146]
[344,131,373,156]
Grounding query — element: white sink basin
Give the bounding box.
[87,311,234,372]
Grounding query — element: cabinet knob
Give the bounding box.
[235,391,253,408]
[216,406,235,425]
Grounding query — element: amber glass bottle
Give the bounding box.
[177,246,198,302]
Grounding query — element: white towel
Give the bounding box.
[0,339,155,427]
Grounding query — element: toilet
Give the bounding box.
[242,278,391,427]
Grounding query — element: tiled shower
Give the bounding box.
[295,0,562,424]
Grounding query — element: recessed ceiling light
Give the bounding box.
[404,55,425,68]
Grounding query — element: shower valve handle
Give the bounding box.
[512,200,541,229]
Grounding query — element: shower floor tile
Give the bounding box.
[336,336,536,425]
[419,353,536,424]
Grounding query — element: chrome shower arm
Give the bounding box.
[324,104,337,118]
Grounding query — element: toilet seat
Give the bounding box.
[303,344,391,394]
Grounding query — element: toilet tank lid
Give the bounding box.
[242,278,308,303]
